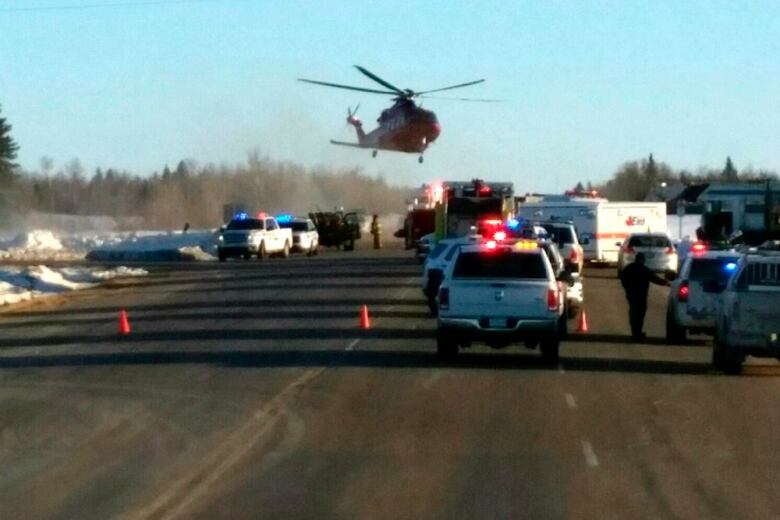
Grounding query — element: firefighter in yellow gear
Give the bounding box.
[370,214,382,250]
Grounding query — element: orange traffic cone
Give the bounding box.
[118,310,131,335]
[359,304,371,330]
[577,308,589,333]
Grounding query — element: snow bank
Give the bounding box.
[0,229,219,262]
[0,265,148,306]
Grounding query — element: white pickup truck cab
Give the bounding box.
[712,252,780,374]
[218,215,293,261]
[437,240,566,362]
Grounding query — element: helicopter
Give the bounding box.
[299,66,495,163]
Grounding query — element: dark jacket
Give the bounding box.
[620,262,667,302]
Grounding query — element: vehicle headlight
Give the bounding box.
[218,235,224,242]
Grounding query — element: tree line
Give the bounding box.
[578,155,778,201]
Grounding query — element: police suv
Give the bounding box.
[436,240,568,362]
[712,251,780,374]
[278,215,319,255]
[665,248,740,342]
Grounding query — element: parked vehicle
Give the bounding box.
[309,210,362,251]
[278,215,319,255]
[436,240,568,362]
[712,252,780,374]
[217,214,293,261]
[665,249,740,342]
[539,221,584,274]
[617,233,678,279]
[421,235,483,313]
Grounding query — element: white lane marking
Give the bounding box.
[131,367,325,520]
[565,393,577,409]
[581,440,600,468]
[557,363,566,374]
[346,338,360,351]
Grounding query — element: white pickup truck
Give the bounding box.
[437,240,567,362]
[712,252,780,374]
[217,215,293,261]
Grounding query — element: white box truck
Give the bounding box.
[516,199,667,263]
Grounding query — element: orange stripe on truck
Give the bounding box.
[594,232,629,239]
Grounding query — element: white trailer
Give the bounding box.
[516,199,667,263]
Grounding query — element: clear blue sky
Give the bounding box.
[1,0,779,191]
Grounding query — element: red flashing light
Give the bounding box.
[485,240,497,250]
[256,212,267,219]
[494,231,507,241]
[691,242,707,254]
[482,219,502,226]
[677,281,689,302]
[479,185,492,195]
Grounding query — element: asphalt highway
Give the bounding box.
[1,245,779,519]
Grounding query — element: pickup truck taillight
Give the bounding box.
[438,287,450,310]
[665,246,675,255]
[569,247,580,263]
[677,281,689,302]
[547,288,558,311]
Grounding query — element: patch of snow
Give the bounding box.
[0,265,148,307]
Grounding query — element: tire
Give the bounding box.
[558,315,568,340]
[436,328,458,360]
[665,307,686,344]
[540,335,560,364]
[257,242,266,261]
[281,241,290,259]
[713,329,743,375]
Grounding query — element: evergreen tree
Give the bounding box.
[0,104,20,182]
[722,156,738,182]
[574,181,585,192]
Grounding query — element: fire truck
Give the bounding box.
[434,179,515,239]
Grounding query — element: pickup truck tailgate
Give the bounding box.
[447,280,551,318]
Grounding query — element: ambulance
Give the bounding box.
[516,198,667,263]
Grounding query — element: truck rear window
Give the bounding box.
[689,257,739,281]
[453,251,547,279]
[543,225,575,245]
[628,235,671,248]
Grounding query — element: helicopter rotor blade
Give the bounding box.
[416,79,486,95]
[353,66,406,96]
[298,78,397,96]
[419,94,507,103]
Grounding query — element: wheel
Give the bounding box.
[281,241,290,259]
[436,328,458,360]
[372,150,378,158]
[540,335,560,363]
[558,315,568,340]
[665,307,686,344]
[713,329,743,375]
[418,156,424,164]
[257,242,266,260]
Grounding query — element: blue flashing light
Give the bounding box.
[507,218,520,229]
[724,262,737,272]
[234,212,249,220]
[276,214,294,224]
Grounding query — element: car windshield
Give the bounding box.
[226,219,264,230]
[628,235,671,248]
[689,257,740,281]
[453,251,547,279]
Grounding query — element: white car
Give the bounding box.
[712,252,780,374]
[665,249,741,342]
[436,240,567,362]
[278,216,319,255]
[218,214,293,261]
[617,232,678,278]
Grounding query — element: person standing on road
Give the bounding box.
[370,214,382,250]
[620,252,669,341]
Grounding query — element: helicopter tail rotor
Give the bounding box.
[346,104,362,126]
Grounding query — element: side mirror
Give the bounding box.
[702,279,726,294]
